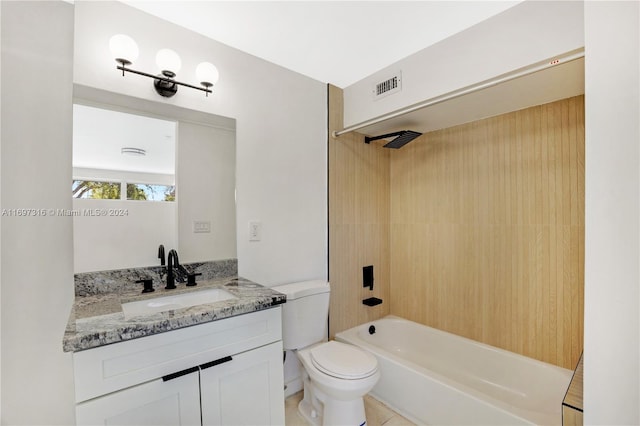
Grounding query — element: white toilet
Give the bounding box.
[273,280,380,426]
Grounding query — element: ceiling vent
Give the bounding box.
[372,72,402,100]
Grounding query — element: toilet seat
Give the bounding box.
[310,341,378,380]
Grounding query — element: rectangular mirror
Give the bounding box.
[72,85,236,273]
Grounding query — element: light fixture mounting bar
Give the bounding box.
[116,65,213,96]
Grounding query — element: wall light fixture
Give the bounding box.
[109,34,219,98]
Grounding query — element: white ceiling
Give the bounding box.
[121,1,523,88]
[113,1,584,139]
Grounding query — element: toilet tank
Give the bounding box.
[272,280,330,350]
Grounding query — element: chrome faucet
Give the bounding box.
[166,249,180,289]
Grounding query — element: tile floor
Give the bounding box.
[285,391,415,426]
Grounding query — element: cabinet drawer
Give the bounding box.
[73,307,282,402]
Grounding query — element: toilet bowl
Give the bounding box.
[300,341,379,399]
[273,281,380,426]
[297,341,380,426]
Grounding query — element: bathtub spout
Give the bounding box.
[363,297,382,306]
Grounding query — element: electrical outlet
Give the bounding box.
[249,221,262,241]
[193,221,211,233]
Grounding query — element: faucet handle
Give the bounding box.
[135,278,155,294]
[186,272,202,287]
[158,244,165,266]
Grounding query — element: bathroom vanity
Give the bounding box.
[63,270,286,426]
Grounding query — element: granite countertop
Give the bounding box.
[63,275,286,352]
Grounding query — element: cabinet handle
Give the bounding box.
[162,366,199,382]
[199,355,233,370]
[161,356,233,381]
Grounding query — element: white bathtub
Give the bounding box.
[335,316,573,425]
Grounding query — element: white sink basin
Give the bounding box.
[122,288,237,318]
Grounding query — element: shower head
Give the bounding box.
[364,130,422,149]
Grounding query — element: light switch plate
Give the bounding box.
[249,221,262,241]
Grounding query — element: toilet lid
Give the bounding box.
[310,341,378,380]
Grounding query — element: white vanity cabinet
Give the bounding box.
[76,371,202,426]
[73,307,285,426]
[200,341,284,425]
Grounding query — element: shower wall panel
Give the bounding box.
[389,95,585,369]
[328,85,391,337]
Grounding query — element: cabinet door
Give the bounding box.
[76,370,201,426]
[200,341,285,426]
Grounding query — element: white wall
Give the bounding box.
[343,0,584,129]
[0,1,3,420]
[73,198,177,272]
[0,1,3,419]
[0,0,326,423]
[584,1,640,424]
[73,1,328,286]
[0,2,76,424]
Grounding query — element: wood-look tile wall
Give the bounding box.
[328,84,584,369]
[328,85,390,337]
[390,95,584,369]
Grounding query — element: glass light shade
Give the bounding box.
[156,49,182,74]
[195,62,219,86]
[109,34,139,64]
